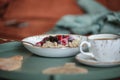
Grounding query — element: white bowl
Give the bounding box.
[22,34,87,57]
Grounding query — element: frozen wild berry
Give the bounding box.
[43,37,49,42]
[57,35,63,41]
[57,40,61,44]
[49,36,54,42]
[35,35,77,48]
[61,39,68,46]
[63,35,69,38]
[53,37,58,42]
[35,41,44,46]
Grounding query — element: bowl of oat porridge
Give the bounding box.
[22,34,86,57]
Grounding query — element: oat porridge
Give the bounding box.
[35,35,80,48]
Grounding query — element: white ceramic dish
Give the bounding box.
[76,53,120,67]
[22,34,87,57]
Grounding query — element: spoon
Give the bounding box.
[0,38,36,46]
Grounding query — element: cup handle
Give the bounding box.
[80,41,91,54]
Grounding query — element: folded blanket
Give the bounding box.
[48,0,120,35]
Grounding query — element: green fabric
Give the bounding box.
[48,0,120,35]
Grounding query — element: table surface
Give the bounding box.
[0,42,120,80]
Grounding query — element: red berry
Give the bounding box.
[61,39,68,46]
[36,41,44,46]
[57,35,63,41]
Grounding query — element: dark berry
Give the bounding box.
[48,36,58,42]
[53,37,58,42]
[43,37,49,42]
[63,35,69,38]
[48,36,53,42]
[68,39,73,42]
[57,40,61,44]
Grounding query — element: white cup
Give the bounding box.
[80,34,120,62]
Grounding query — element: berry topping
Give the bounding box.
[56,35,63,41]
[35,35,79,48]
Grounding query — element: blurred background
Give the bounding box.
[0,1,120,80]
[0,0,120,42]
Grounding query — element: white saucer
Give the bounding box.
[75,53,120,67]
